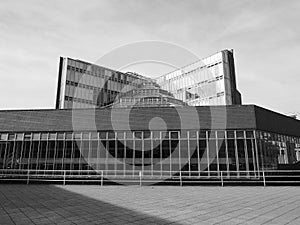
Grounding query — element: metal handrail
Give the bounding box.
[0,169,300,186]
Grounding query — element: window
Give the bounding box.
[108,131,115,139]
[57,133,65,140]
[227,131,235,139]
[189,131,197,139]
[199,130,207,139]
[236,131,245,139]
[41,133,48,140]
[99,132,107,139]
[170,131,179,139]
[8,134,15,140]
[246,131,254,139]
[0,133,8,141]
[134,131,143,139]
[32,133,40,140]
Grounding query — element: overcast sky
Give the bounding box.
[0,0,299,115]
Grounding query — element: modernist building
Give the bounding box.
[55,55,149,109]
[156,49,242,106]
[1,49,299,182]
[110,80,187,108]
[56,49,241,109]
[0,105,300,179]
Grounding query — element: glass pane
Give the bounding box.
[49,133,56,140]
[125,131,133,139]
[66,133,73,139]
[117,131,124,139]
[152,131,160,139]
[246,131,254,139]
[57,133,65,140]
[189,131,197,139]
[41,133,48,140]
[82,132,90,139]
[227,139,237,171]
[99,132,107,139]
[90,132,98,139]
[199,130,207,139]
[134,131,143,139]
[170,131,179,139]
[33,133,40,140]
[208,131,216,139]
[227,131,235,139]
[217,131,225,139]
[74,133,82,140]
[16,133,23,140]
[0,133,8,141]
[143,130,151,139]
[180,131,187,138]
[8,134,15,140]
[236,131,245,139]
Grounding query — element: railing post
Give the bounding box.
[263,171,266,187]
[100,170,103,187]
[63,170,66,185]
[221,171,224,187]
[27,169,30,185]
[139,171,142,187]
[179,171,182,187]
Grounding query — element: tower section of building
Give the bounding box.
[56,49,242,109]
[156,49,242,106]
[55,57,149,109]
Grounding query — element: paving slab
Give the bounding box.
[0,185,299,224]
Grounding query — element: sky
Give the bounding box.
[0,0,300,115]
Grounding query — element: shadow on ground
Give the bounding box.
[0,184,182,225]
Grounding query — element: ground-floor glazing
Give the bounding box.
[0,130,299,178]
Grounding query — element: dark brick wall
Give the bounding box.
[1,105,299,137]
[254,106,300,137]
[0,105,257,133]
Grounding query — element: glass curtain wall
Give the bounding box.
[256,131,298,170]
[1,130,299,178]
[62,59,148,108]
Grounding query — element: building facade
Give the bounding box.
[156,49,242,106]
[0,105,299,179]
[56,50,242,109]
[55,57,149,109]
[111,80,187,108]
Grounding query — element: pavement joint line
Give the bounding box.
[1,185,300,224]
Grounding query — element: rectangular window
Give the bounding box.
[227,131,235,139]
[246,131,254,139]
[134,131,143,139]
[108,131,115,139]
[8,134,15,140]
[170,131,179,139]
[99,132,107,139]
[189,131,197,139]
[199,130,207,139]
[0,133,8,141]
[236,131,245,139]
[41,133,48,140]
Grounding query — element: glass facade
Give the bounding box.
[112,80,187,108]
[56,50,242,109]
[56,57,148,109]
[1,130,298,178]
[156,50,242,106]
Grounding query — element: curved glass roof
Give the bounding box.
[110,80,187,108]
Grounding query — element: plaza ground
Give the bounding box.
[0,184,299,225]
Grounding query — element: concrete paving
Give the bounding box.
[0,184,300,224]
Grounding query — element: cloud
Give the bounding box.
[0,0,299,114]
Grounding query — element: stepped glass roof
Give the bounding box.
[110,80,187,108]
